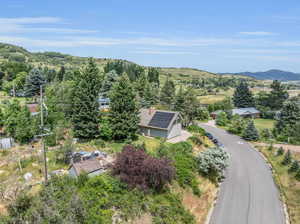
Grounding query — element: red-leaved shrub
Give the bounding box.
[112,145,175,192]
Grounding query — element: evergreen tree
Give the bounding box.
[56,66,65,82]
[108,74,139,141]
[277,147,284,156]
[141,82,158,108]
[160,78,175,108]
[242,120,259,141]
[269,80,289,110]
[135,72,147,98]
[282,150,292,165]
[216,112,228,126]
[71,58,101,140]
[148,67,160,87]
[24,68,46,97]
[288,160,299,173]
[233,81,255,108]
[268,143,273,151]
[174,87,200,127]
[275,100,300,135]
[100,70,119,97]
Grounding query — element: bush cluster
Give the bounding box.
[112,145,175,192]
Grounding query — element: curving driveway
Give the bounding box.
[200,123,285,224]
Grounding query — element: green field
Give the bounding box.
[254,119,275,131]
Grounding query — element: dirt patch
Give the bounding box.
[128,213,152,224]
[0,203,8,216]
[254,142,300,154]
[181,178,217,224]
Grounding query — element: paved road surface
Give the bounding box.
[200,124,285,224]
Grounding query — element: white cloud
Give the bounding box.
[239,31,277,36]
[0,17,98,34]
[0,17,61,24]
[130,50,201,55]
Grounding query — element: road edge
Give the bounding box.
[249,143,290,224]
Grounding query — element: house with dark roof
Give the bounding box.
[139,108,182,139]
[210,107,261,119]
[68,159,108,178]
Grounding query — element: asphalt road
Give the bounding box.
[200,124,285,224]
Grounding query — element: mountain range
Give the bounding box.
[221,69,300,81]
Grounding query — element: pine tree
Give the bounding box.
[71,58,101,140]
[288,160,299,173]
[277,147,284,156]
[108,74,139,141]
[56,66,65,82]
[268,143,273,151]
[269,80,289,110]
[24,68,46,97]
[242,120,259,141]
[160,78,175,108]
[148,67,160,87]
[100,70,119,97]
[275,100,300,135]
[174,86,185,112]
[141,82,158,108]
[282,150,292,165]
[233,81,255,108]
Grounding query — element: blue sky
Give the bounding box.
[1,0,300,73]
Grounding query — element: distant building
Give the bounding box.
[98,97,110,111]
[139,108,182,139]
[211,107,261,119]
[68,159,107,178]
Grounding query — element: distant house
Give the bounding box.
[26,103,39,116]
[211,107,261,119]
[98,97,110,111]
[68,159,107,178]
[139,108,182,139]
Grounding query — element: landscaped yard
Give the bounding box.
[256,146,300,224]
[254,118,275,131]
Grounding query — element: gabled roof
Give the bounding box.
[71,159,103,176]
[139,108,180,130]
[232,107,260,115]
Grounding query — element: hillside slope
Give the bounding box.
[222,69,300,81]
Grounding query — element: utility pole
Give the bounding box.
[40,85,48,184]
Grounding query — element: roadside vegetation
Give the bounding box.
[257,145,300,224]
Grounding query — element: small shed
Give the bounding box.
[139,108,182,139]
[0,138,14,149]
[69,159,107,178]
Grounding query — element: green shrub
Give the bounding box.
[282,150,292,165]
[158,142,201,196]
[288,160,299,173]
[198,147,229,182]
[187,125,205,135]
[277,147,284,156]
[216,112,228,126]
[188,135,203,146]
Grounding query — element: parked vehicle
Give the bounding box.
[205,132,214,139]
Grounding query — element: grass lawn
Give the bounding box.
[254,119,275,131]
[257,146,300,223]
[198,94,227,104]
